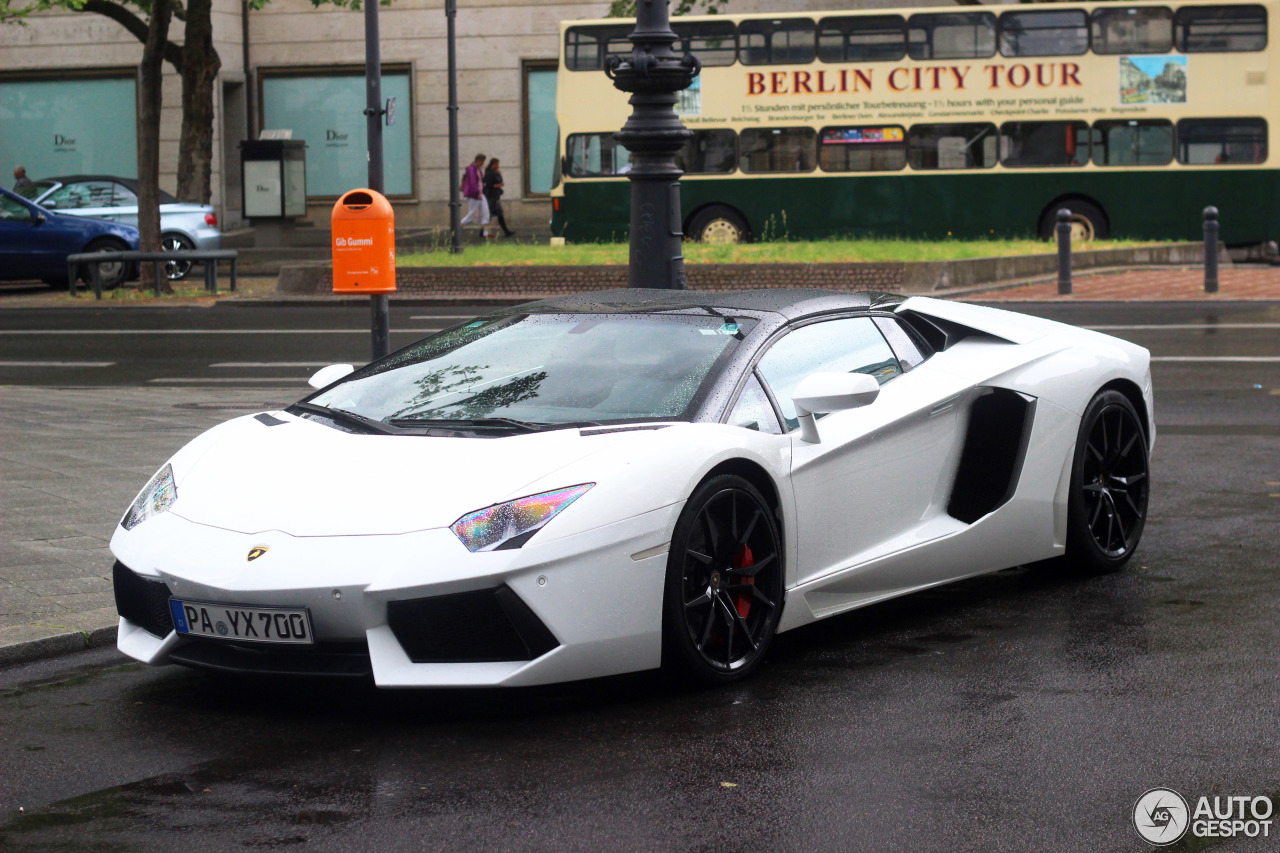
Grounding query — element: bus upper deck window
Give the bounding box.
[739,18,816,66]
[565,25,632,71]
[817,15,906,63]
[1177,118,1268,164]
[1176,5,1267,52]
[908,12,996,60]
[999,10,1088,57]
[672,21,737,66]
[1091,7,1174,54]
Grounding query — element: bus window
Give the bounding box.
[1000,121,1090,167]
[908,123,997,170]
[675,130,737,174]
[1177,118,1268,164]
[999,10,1088,57]
[908,12,996,60]
[564,25,632,71]
[1093,119,1174,166]
[817,15,906,63]
[1091,7,1174,54]
[672,21,737,66]
[740,128,816,173]
[818,126,907,172]
[1176,5,1267,52]
[565,133,632,177]
[739,18,816,65]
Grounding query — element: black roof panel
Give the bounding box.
[40,175,179,206]
[501,288,903,320]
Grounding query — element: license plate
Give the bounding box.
[169,599,314,645]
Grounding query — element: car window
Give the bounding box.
[43,181,114,210]
[0,195,34,222]
[757,317,901,431]
[112,183,138,207]
[727,373,783,434]
[872,316,929,370]
[14,181,52,201]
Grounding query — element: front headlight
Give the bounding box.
[450,483,594,552]
[121,463,177,530]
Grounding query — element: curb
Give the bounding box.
[0,624,118,668]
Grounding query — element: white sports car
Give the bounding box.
[112,289,1153,686]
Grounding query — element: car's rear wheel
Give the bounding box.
[663,474,783,684]
[162,233,195,281]
[1063,390,1149,573]
[80,238,129,290]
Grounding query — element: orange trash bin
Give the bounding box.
[331,188,396,294]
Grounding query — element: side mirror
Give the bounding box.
[308,363,355,389]
[34,213,46,225]
[791,372,880,444]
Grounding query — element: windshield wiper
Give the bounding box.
[293,402,395,434]
[387,416,600,433]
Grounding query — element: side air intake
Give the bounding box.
[948,389,1036,524]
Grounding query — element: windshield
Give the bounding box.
[305,312,752,428]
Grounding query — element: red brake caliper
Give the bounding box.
[732,544,755,618]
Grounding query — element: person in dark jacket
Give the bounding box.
[12,166,32,191]
[483,158,515,238]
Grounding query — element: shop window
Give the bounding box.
[819,126,907,172]
[1177,118,1268,164]
[672,21,737,66]
[523,61,558,195]
[1176,5,1267,52]
[908,13,996,60]
[565,133,633,177]
[740,127,816,173]
[817,15,906,63]
[739,19,816,66]
[564,25,633,71]
[0,76,137,179]
[908,123,997,170]
[676,130,737,174]
[1092,7,1174,54]
[1000,121,1091,167]
[999,10,1089,57]
[1093,119,1174,166]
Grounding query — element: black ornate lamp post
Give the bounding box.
[606,0,700,290]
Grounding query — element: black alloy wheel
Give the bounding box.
[1065,390,1149,572]
[162,233,196,281]
[663,475,783,683]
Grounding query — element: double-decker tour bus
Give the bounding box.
[549,1,1273,244]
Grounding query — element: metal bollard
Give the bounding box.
[1056,209,1072,295]
[90,261,103,300]
[1203,206,1219,294]
[205,258,218,294]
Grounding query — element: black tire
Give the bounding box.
[688,205,750,244]
[80,238,129,290]
[1039,200,1109,242]
[662,474,783,684]
[1063,390,1149,573]
[161,233,195,281]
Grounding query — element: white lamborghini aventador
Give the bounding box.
[111,288,1153,686]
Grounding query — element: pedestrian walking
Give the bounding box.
[12,165,32,191]
[458,153,491,238]
[483,158,516,238]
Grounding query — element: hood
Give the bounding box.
[170,414,631,536]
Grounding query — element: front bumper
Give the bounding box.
[110,503,680,687]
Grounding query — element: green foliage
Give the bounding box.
[607,0,726,19]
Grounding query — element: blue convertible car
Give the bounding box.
[0,187,139,289]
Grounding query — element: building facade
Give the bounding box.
[0,0,924,231]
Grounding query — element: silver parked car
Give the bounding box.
[17,175,221,281]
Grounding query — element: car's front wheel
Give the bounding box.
[663,474,783,684]
[1064,389,1150,572]
[162,233,195,281]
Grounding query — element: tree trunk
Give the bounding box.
[176,0,220,205]
[138,0,174,293]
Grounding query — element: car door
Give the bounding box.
[756,314,972,588]
[109,182,141,227]
[0,193,40,279]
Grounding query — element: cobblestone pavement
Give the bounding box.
[962,266,1280,301]
[0,387,295,663]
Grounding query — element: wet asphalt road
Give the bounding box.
[1,300,1279,852]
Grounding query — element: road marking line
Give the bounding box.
[147,378,307,384]
[0,360,116,367]
[0,329,441,335]
[1089,323,1280,330]
[1151,356,1280,362]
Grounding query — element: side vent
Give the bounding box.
[947,389,1036,524]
